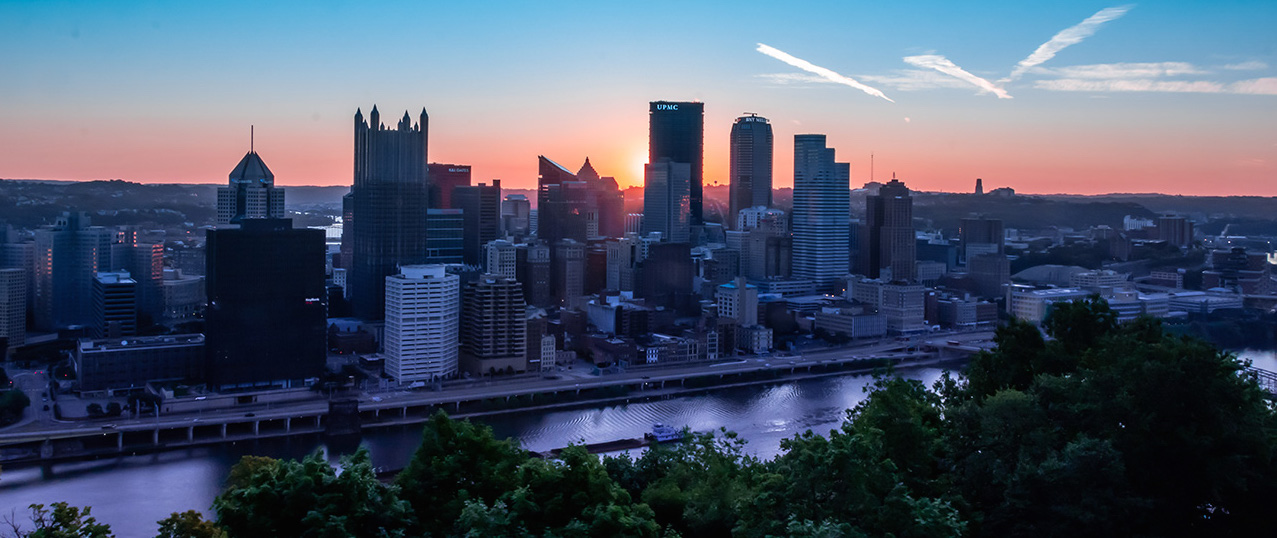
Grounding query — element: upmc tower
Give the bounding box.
[649,101,704,226]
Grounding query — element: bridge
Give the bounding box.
[1247,367,1277,398]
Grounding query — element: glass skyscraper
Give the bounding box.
[649,101,704,225]
[729,114,773,229]
[792,135,850,291]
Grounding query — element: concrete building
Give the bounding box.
[110,230,164,323]
[0,268,25,351]
[792,135,851,291]
[1006,286,1091,325]
[74,334,205,393]
[501,194,531,238]
[162,268,204,324]
[460,275,527,377]
[606,236,640,292]
[1157,215,1194,247]
[1070,269,1130,291]
[554,239,586,307]
[348,106,432,320]
[814,303,887,340]
[737,324,773,353]
[92,271,137,339]
[519,243,553,308]
[216,149,285,224]
[848,277,926,333]
[484,240,518,280]
[715,277,758,325]
[384,265,460,383]
[729,114,774,228]
[959,217,1004,263]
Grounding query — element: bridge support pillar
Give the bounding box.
[285,418,291,432]
[220,424,227,439]
[117,432,123,450]
[187,427,193,441]
[152,429,158,445]
[252,421,259,435]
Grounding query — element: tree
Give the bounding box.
[214,448,414,537]
[153,511,224,538]
[6,503,114,538]
[395,411,527,535]
[0,390,30,425]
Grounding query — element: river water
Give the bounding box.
[2,351,1274,535]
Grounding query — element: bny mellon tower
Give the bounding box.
[349,106,432,320]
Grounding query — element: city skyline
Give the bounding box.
[2,1,1275,195]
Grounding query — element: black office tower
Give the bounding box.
[205,219,326,390]
[349,106,431,320]
[649,101,704,225]
[453,180,501,267]
[729,114,773,228]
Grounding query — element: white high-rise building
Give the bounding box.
[384,265,460,383]
[484,240,518,280]
[792,135,850,291]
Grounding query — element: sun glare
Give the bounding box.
[630,148,648,188]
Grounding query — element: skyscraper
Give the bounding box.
[460,275,527,377]
[791,135,850,291]
[216,147,285,225]
[453,180,501,267]
[92,271,137,338]
[536,156,592,245]
[348,106,431,320]
[384,265,460,383]
[205,219,326,390]
[0,268,25,350]
[501,194,531,238]
[576,158,626,239]
[649,101,704,225]
[642,159,691,243]
[861,178,916,282]
[427,163,471,209]
[729,114,774,229]
[33,212,112,330]
[959,216,1004,263]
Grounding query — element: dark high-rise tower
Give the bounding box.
[427,163,471,209]
[649,101,704,225]
[642,159,691,243]
[729,114,773,228]
[453,180,501,267]
[861,178,915,282]
[217,148,284,225]
[348,106,431,320]
[537,156,591,246]
[205,219,326,390]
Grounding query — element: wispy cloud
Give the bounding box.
[1221,60,1269,71]
[903,54,1012,98]
[756,43,894,102]
[859,70,976,91]
[756,73,832,86]
[1030,62,1205,79]
[1006,5,1133,81]
[1034,77,1277,95]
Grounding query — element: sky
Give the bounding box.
[1,1,1275,195]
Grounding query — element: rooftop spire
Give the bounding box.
[250,125,254,153]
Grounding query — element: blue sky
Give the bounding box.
[2,1,1275,194]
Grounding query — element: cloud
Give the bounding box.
[1221,60,1269,71]
[1230,77,1277,95]
[756,73,833,85]
[859,70,976,91]
[756,43,895,102]
[1006,5,1133,81]
[1030,62,1205,79]
[1033,77,1277,95]
[903,54,1012,98]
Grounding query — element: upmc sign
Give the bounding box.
[655,104,679,111]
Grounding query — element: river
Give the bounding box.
[2,350,1274,535]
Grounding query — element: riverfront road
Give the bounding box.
[0,330,993,448]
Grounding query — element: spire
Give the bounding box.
[576,157,600,182]
[250,125,254,153]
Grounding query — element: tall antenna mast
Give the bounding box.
[250,125,255,153]
[870,153,874,182]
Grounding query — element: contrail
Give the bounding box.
[756,43,894,103]
[1005,5,1132,82]
[903,55,1012,99]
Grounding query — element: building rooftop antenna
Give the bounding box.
[250,125,254,153]
[870,153,874,182]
